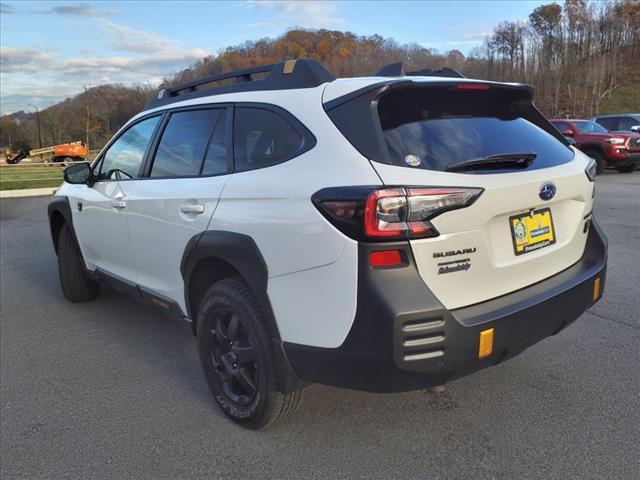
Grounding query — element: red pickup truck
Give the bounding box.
[550,119,640,174]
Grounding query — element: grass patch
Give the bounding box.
[598,83,640,114]
[0,164,65,190]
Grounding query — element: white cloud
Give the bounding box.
[0,47,58,73]
[0,20,211,114]
[243,0,346,28]
[97,20,177,53]
[49,3,117,17]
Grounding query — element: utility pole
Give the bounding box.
[84,85,90,148]
[28,103,42,149]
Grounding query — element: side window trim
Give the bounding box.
[197,109,224,175]
[139,103,233,180]
[141,112,172,178]
[226,106,235,174]
[92,112,164,182]
[231,102,317,173]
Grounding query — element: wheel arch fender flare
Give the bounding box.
[181,230,279,340]
[47,196,74,255]
[181,231,302,393]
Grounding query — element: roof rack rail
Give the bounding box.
[144,58,335,111]
[375,62,465,79]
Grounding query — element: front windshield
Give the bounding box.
[573,121,608,134]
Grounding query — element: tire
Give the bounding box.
[587,150,606,174]
[57,223,99,302]
[197,277,303,429]
[615,161,637,173]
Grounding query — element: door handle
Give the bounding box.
[111,200,127,209]
[180,204,205,214]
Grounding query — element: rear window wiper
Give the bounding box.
[446,153,537,172]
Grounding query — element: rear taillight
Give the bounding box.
[313,186,483,241]
[585,157,597,182]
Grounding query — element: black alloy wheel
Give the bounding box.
[197,277,304,429]
[207,307,258,406]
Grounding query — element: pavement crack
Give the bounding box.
[586,309,639,330]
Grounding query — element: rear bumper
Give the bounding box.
[284,219,607,392]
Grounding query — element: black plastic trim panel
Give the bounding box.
[47,196,74,254]
[284,219,607,392]
[94,268,187,319]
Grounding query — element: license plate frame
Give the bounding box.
[509,208,556,256]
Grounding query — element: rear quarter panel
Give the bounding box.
[210,86,381,347]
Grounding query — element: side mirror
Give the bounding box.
[631,125,640,133]
[562,128,574,137]
[63,162,92,185]
[566,137,576,146]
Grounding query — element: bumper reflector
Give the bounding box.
[593,277,601,301]
[478,328,494,359]
[369,250,404,268]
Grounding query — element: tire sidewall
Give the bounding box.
[588,151,606,174]
[197,285,273,424]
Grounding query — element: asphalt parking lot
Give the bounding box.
[1,172,639,480]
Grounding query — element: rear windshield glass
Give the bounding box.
[378,87,574,172]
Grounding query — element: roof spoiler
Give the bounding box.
[144,58,335,111]
[375,62,465,79]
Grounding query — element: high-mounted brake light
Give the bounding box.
[454,83,491,91]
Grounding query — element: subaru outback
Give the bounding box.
[49,59,607,429]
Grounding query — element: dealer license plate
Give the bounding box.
[509,208,556,256]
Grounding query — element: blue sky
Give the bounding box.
[0,0,551,114]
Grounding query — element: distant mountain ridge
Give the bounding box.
[2,0,638,150]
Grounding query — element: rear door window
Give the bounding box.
[619,117,638,132]
[150,109,221,178]
[378,87,574,172]
[233,107,304,172]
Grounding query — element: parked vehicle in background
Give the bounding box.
[592,114,640,134]
[48,59,607,429]
[550,119,640,173]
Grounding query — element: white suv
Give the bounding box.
[49,59,607,429]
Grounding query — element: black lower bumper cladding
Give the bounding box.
[284,220,607,392]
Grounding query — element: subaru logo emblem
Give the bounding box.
[539,183,556,201]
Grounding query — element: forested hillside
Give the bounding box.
[2,0,638,152]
